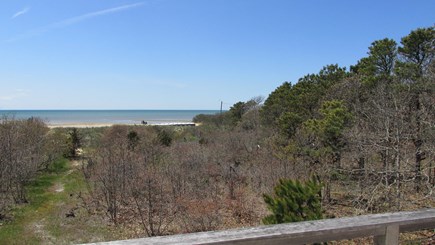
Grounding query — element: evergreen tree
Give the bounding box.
[351,38,397,83]
[263,176,322,224]
[261,81,293,126]
[397,27,435,77]
[68,128,81,158]
[127,130,140,150]
[229,101,247,125]
[261,65,347,136]
[303,100,352,167]
[158,129,172,147]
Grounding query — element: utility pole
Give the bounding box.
[219,101,224,126]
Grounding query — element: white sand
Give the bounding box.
[48,123,116,128]
[48,122,198,128]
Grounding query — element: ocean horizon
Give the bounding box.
[0,110,220,125]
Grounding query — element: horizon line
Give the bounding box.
[0,108,222,111]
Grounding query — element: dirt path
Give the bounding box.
[0,158,113,244]
[51,161,81,193]
[31,219,56,245]
[53,182,65,193]
[70,160,81,168]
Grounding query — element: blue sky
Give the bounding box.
[1,0,434,110]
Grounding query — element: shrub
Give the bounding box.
[263,176,322,224]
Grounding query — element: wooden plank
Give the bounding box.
[86,209,435,245]
[374,225,399,245]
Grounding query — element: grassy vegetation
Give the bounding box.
[0,158,115,245]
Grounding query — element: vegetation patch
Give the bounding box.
[0,158,114,244]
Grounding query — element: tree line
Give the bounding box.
[194,26,435,212]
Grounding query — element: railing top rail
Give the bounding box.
[87,208,435,245]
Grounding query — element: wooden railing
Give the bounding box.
[89,209,435,245]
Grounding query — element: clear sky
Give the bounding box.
[1,0,434,110]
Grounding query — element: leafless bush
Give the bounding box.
[0,116,51,217]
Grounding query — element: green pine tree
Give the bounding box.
[263,176,322,224]
[68,128,81,158]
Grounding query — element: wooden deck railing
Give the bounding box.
[89,208,435,245]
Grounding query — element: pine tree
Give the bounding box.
[263,176,322,224]
[68,128,81,158]
[158,129,172,147]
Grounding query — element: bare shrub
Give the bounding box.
[0,116,51,217]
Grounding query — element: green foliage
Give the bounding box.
[292,65,347,118]
[68,128,82,158]
[0,158,114,244]
[352,38,397,80]
[127,130,140,150]
[263,176,322,224]
[158,129,173,147]
[278,112,303,138]
[261,65,347,132]
[229,101,246,123]
[317,64,349,88]
[304,100,352,152]
[261,82,293,126]
[39,128,70,170]
[368,38,397,76]
[229,99,262,126]
[238,109,261,131]
[398,27,435,75]
[193,113,219,124]
[351,57,375,74]
[395,61,421,81]
[193,112,232,127]
[47,158,69,174]
[194,98,261,129]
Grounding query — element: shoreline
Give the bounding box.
[48,122,198,128]
[48,123,116,128]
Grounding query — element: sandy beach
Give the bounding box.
[47,123,117,128]
[47,122,198,128]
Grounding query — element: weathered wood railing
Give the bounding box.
[89,209,435,245]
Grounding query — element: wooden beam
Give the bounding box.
[85,209,435,245]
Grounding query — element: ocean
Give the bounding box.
[0,110,219,125]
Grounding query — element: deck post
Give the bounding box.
[374,224,399,245]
